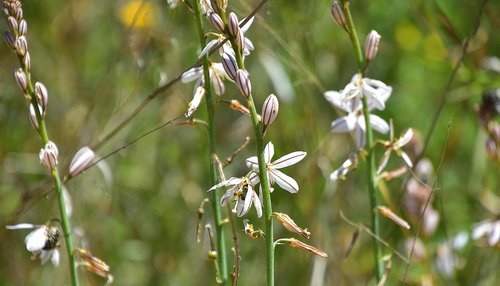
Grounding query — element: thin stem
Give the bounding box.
[193,1,228,285]
[341,0,383,281]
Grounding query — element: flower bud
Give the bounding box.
[14,68,27,94]
[261,94,279,127]
[490,123,500,144]
[221,52,238,81]
[485,138,498,161]
[235,29,245,55]
[35,82,49,111]
[15,8,23,22]
[39,141,59,170]
[29,104,40,131]
[7,16,18,34]
[228,12,240,38]
[235,69,251,98]
[330,1,346,26]
[210,0,220,14]
[282,238,328,258]
[229,99,250,115]
[18,19,27,35]
[69,146,95,177]
[364,30,381,61]
[4,31,16,50]
[208,12,225,33]
[23,51,31,72]
[15,35,27,57]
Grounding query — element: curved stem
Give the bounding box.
[193,2,228,285]
[341,0,383,281]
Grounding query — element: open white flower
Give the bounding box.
[208,177,262,217]
[377,125,414,174]
[246,142,306,193]
[181,62,228,96]
[6,224,60,266]
[330,153,358,182]
[472,219,500,247]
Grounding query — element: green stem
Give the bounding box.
[193,2,228,285]
[341,0,383,281]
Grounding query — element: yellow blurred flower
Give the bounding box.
[120,0,156,29]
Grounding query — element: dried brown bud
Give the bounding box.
[330,1,346,26]
[39,141,59,170]
[35,82,48,111]
[14,68,27,94]
[75,249,113,283]
[208,12,225,33]
[235,69,251,98]
[227,12,240,38]
[69,146,95,177]
[262,94,279,128]
[279,238,328,258]
[4,31,16,50]
[364,30,381,61]
[274,212,310,239]
[229,99,250,115]
[243,219,264,239]
[377,206,411,230]
[221,52,238,81]
[15,35,27,57]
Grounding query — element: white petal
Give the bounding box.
[269,169,299,193]
[396,128,414,148]
[271,151,306,169]
[377,150,391,174]
[355,122,366,148]
[210,66,225,95]
[331,114,357,133]
[51,249,60,266]
[242,186,255,216]
[488,221,500,246]
[249,172,260,185]
[324,90,352,112]
[240,16,254,33]
[6,223,39,230]
[220,188,235,206]
[181,67,203,83]
[245,156,259,170]
[253,190,263,218]
[472,221,491,240]
[263,142,275,163]
[244,37,254,54]
[401,151,413,168]
[69,146,95,177]
[208,177,242,191]
[25,227,47,252]
[369,114,390,134]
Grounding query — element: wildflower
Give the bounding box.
[69,146,96,177]
[119,0,156,29]
[246,141,306,193]
[39,141,59,170]
[181,63,228,96]
[472,219,500,247]
[6,224,61,266]
[329,152,358,182]
[208,177,262,217]
[377,124,414,174]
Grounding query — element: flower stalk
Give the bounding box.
[192,1,229,284]
[341,0,383,281]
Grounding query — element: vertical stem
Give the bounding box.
[341,0,383,281]
[192,2,228,285]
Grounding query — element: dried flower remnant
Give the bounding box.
[243,219,264,239]
[274,212,310,239]
[246,141,307,193]
[377,206,411,230]
[364,30,381,61]
[208,177,262,217]
[75,249,113,285]
[69,146,96,177]
[39,141,59,170]
[181,63,228,96]
[275,238,328,258]
[6,224,61,266]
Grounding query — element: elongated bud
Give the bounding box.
[39,141,59,170]
[221,52,238,81]
[29,104,40,131]
[235,29,245,55]
[7,16,18,34]
[69,146,95,177]
[23,51,31,72]
[15,7,23,22]
[330,1,346,26]
[274,212,310,239]
[14,68,27,94]
[208,12,225,33]
[485,138,498,161]
[15,35,27,57]
[227,12,240,38]
[210,0,220,14]
[35,82,48,111]
[235,69,251,98]
[377,206,411,229]
[18,19,27,35]
[364,30,381,61]
[491,123,500,143]
[262,94,279,128]
[229,99,250,115]
[277,238,328,258]
[4,31,16,50]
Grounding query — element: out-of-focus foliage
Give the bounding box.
[0,0,499,285]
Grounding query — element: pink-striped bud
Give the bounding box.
[23,51,31,72]
[15,35,27,57]
[261,94,279,127]
[39,141,59,170]
[235,29,245,55]
[364,30,381,61]
[221,52,238,81]
[330,1,346,26]
[35,82,48,111]
[4,31,16,50]
[235,69,251,98]
[14,68,27,94]
[227,12,240,38]
[69,146,95,177]
[7,16,18,34]
[29,104,42,131]
[208,12,225,33]
[18,19,27,35]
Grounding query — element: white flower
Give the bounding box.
[208,177,262,217]
[377,125,414,174]
[181,62,228,96]
[246,142,306,193]
[6,224,60,266]
[472,219,500,247]
[330,153,358,182]
[166,0,180,9]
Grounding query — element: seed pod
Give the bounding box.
[330,1,346,26]
[35,82,48,111]
[235,69,251,98]
[364,30,381,61]
[221,52,238,81]
[261,94,279,128]
[227,12,240,38]
[39,141,59,170]
[69,146,95,177]
[14,68,27,94]
[208,12,225,33]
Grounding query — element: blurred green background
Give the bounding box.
[1,0,499,285]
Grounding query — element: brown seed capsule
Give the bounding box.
[235,69,251,98]
[377,206,411,230]
[262,94,279,128]
[208,12,225,33]
[229,99,250,115]
[330,1,346,26]
[364,30,381,61]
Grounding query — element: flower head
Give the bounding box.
[246,142,306,193]
[208,177,262,217]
